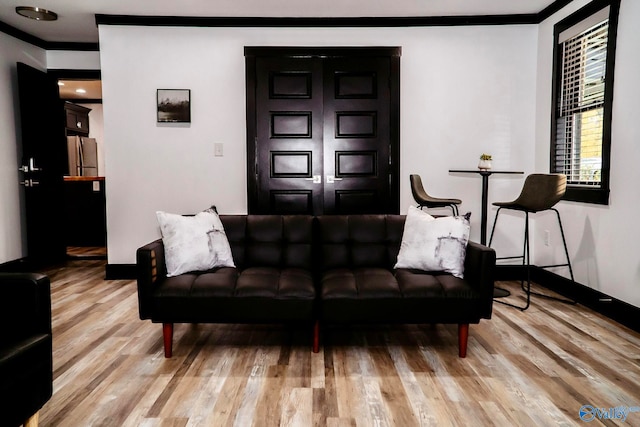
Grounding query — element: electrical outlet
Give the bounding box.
[544,230,550,246]
[214,143,224,157]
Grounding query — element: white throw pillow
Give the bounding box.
[394,206,470,278]
[156,208,235,277]
[202,207,235,268]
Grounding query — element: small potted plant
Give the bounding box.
[478,153,492,170]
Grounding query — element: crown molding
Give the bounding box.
[94,14,539,28]
[2,0,576,50]
[46,42,100,51]
[0,19,47,48]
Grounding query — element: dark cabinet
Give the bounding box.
[64,103,90,135]
[63,177,106,247]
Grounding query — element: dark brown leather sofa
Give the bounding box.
[136,214,495,358]
[0,273,53,427]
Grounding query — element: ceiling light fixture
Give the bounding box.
[15,6,58,21]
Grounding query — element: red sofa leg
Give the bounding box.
[458,323,469,358]
[163,323,173,358]
[312,320,320,353]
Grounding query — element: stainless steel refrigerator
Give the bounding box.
[67,136,98,176]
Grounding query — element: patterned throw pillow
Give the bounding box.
[156,207,235,277]
[394,206,470,278]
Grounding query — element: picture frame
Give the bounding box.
[157,89,191,123]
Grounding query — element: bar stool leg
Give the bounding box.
[554,208,576,283]
[488,208,513,299]
[495,212,532,310]
[527,209,577,305]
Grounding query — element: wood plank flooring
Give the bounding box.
[37,260,640,426]
[66,246,107,259]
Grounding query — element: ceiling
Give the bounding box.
[1,0,559,44]
[58,79,102,100]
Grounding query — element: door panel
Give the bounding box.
[323,57,391,214]
[17,63,67,265]
[246,48,399,215]
[254,57,324,215]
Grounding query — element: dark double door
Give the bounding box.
[246,48,400,215]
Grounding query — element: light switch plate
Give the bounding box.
[214,143,224,157]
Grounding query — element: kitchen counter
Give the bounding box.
[64,176,105,182]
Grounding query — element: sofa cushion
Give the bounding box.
[236,267,315,298]
[321,267,477,300]
[321,268,400,299]
[320,267,483,324]
[317,215,405,271]
[155,267,315,300]
[219,215,314,271]
[154,267,239,298]
[394,269,478,299]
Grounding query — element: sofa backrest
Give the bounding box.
[316,215,406,271]
[220,215,314,270]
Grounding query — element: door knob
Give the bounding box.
[305,175,321,184]
[19,165,28,173]
[326,175,343,184]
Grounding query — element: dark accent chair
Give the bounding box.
[488,173,576,310]
[410,174,462,215]
[0,273,53,427]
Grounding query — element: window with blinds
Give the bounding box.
[554,19,608,186]
[551,0,618,205]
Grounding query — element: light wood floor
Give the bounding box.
[66,246,107,259]
[38,260,640,426]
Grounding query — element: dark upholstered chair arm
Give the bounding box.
[0,273,52,426]
[0,273,51,342]
[136,239,167,319]
[463,241,496,319]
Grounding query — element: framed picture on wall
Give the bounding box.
[157,89,191,123]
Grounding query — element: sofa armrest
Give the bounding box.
[0,273,52,343]
[136,239,167,319]
[464,241,496,319]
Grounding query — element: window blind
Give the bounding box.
[554,19,609,186]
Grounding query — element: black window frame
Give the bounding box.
[550,0,620,205]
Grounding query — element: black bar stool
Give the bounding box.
[488,173,577,310]
[410,174,461,216]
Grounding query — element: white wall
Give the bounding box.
[533,0,640,307]
[46,50,100,70]
[0,32,46,264]
[98,24,538,265]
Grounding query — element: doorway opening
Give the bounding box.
[52,71,107,260]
